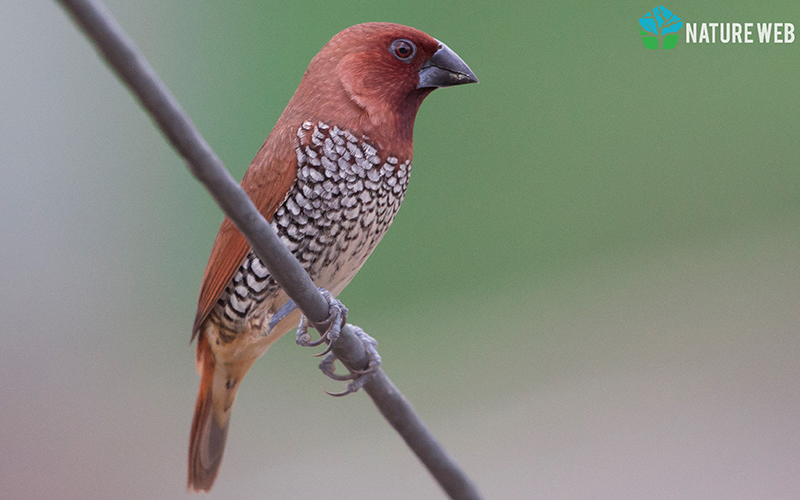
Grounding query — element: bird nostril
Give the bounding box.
[437,43,443,50]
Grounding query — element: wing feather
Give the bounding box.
[192,126,298,337]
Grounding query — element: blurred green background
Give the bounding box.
[1,1,799,498]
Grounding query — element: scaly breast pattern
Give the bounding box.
[212,121,411,333]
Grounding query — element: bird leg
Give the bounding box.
[319,325,381,397]
[295,288,348,355]
[296,290,381,395]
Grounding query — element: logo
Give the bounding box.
[685,22,795,44]
[639,6,683,50]
[639,6,796,48]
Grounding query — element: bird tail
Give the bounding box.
[187,332,233,492]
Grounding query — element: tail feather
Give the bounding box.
[188,334,230,492]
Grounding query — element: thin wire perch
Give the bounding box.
[54,1,485,499]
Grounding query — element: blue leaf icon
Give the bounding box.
[639,5,683,36]
[639,14,658,34]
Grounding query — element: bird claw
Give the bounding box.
[318,325,381,396]
[295,291,379,396]
[295,288,347,352]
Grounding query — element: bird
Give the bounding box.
[187,22,478,492]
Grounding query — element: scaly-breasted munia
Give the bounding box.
[188,22,477,491]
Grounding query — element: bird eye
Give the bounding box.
[390,39,416,62]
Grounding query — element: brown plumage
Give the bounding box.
[187,22,477,492]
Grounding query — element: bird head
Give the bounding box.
[281,23,478,150]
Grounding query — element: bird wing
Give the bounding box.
[192,127,299,337]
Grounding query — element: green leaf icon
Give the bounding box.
[662,34,679,49]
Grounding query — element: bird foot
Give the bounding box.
[319,325,381,396]
[295,288,348,357]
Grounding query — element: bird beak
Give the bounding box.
[417,40,479,89]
